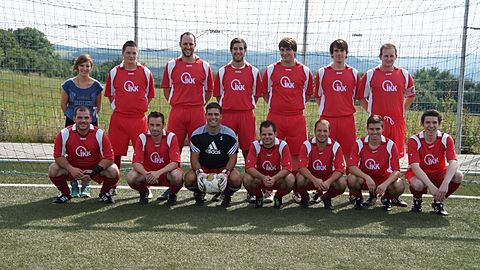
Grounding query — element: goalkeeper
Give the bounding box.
[184,102,242,207]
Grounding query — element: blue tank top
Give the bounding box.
[62,78,103,122]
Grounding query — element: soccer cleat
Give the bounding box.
[147,188,153,199]
[157,189,171,201]
[381,196,392,211]
[273,197,283,209]
[263,190,274,203]
[300,196,309,208]
[139,190,149,205]
[99,192,115,203]
[52,193,72,204]
[348,194,356,205]
[254,196,264,208]
[291,191,302,204]
[166,193,177,206]
[392,197,408,207]
[431,201,448,216]
[70,180,80,197]
[110,188,117,196]
[411,198,423,212]
[211,192,223,202]
[194,192,204,206]
[80,184,91,198]
[247,193,256,204]
[364,193,377,207]
[221,194,231,207]
[322,197,333,210]
[353,197,363,210]
[310,191,322,204]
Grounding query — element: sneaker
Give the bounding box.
[247,194,256,204]
[221,194,232,207]
[348,194,356,205]
[381,196,392,211]
[254,196,264,208]
[166,193,177,206]
[291,191,302,204]
[99,192,115,203]
[147,188,153,199]
[273,197,283,209]
[322,197,333,210]
[353,197,363,210]
[111,188,117,196]
[70,180,79,197]
[411,198,423,212]
[211,192,223,202]
[194,192,204,206]
[157,189,171,201]
[263,190,274,203]
[139,190,149,205]
[431,201,448,216]
[52,193,72,204]
[300,196,309,208]
[364,193,377,207]
[310,191,322,204]
[392,197,408,207]
[80,184,91,198]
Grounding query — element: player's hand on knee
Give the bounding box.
[196,170,208,192]
[68,167,84,179]
[217,172,228,192]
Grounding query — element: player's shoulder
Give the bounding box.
[191,124,208,137]
[219,125,237,139]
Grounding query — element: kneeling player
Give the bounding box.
[347,115,404,211]
[406,109,463,216]
[243,120,294,208]
[184,102,242,207]
[126,112,184,205]
[295,119,346,209]
[48,106,119,204]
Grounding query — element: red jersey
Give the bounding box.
[213,62,263,111]
[262,61,313,115]
[53,124,114,169]
[245,138,292,176]
[298,137,345,179]
[161,57,213,107]
[132,129,181,172]
[315,64,359,117]
[407,130,457,175]
[348,136,400,179]
[105,62,155,117]
[357,66,415,119]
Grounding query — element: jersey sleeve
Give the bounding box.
[104,72,112,97]
[96,81,104,95]
[356,74,367,100]
[281,144,293,172]
[406,73,416,97]
[333,145,346,173]
[305,70,314,100]
[407,138,420,165]
[261,69,269,96]
[189,135,201,153]
[53,133,63,158]
[445,135,457,161]
[213,72,221,97]
[254,70,264,98]
[347,142,361,167]
[147,72,155,98]
[314,70,321,98]
[205,66,214,92]
[132,136,145,164]
[101,133,114,160]
[61,80,70,95]
[297,142,309,169]
[390,143,400,171]
[161,63,170,89]
[245,143,258,170]
[168,134,181,163]
[226,135,239,155]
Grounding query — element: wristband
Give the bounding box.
[89,165,104,178]
[222,169,231,175]
[195,168,204,175]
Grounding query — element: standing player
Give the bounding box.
[105,40,155,171]
[48,106,119,204]
[262,37,313,170]
[406,109,463,216]
[347,115,404,211]
[184,102,242,207]
[357,43,415,207]
[126,112,184,205]
[295,119,347,209]
[243,120,295,208]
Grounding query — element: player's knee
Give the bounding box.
[335,176,348,191]
[125,170,138,184]
[228,170,242,187]
[184,170,197,186]
[295,173,307,188]
[48,163,62,177]
[104,164,120,179]
[347,174,358,188]
[453,170,463,183]
[410,177,425,191]
[285,173,295,188]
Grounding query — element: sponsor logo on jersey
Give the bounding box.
[181,72,196,84]
[230,79,246,91]
[383,116,395,125]
[365,158,380,170]
[280,76,295,89]
[206,141,221,155]
[424,154,439,165]
[262,161,277,171]
[150,152,164,164]
[312,159,327,171]
[382,80,398,92]
[332,80,347,92]
[124,80,139,92]
[75,146,91,157]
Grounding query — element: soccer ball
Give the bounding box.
[203,173,224,194]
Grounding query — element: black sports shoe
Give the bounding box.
[310,191,322,204]
[157,189,171,201]
[273,197,283,209]
[364,193,377,207]
[411,198,422,212]
[322,197,333,210]
[139,189,149,205]
[52,193,72,204]
[166,193,177,206]
[431,201,448,216]
[381,196,392,211]
[99,192,115,203]
[254,196,264,208]
[211,192,223,202]
[194,192,204,206]
[300,196,309,208]
[348,194,356,205]
[353,197,363,210]
[221,194,231,207]
[392,197,408,207]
